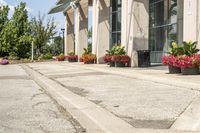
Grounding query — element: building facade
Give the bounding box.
[49,0,200,66]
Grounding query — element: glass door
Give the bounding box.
[149,0,177,63]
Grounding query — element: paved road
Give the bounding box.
[0,65,85,133]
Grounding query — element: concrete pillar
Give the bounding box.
[121,0,149,67]
[74,8,80,59]
[92,0,110,63]
[92,0,97,54]
[66,12,75,54]
[121,0,128,48]
[97,0,110,63]
[64,16,68,56]
[183,0,198,41]
[79,0,89,56]
[177,0,184,44]
[197,0,200,48]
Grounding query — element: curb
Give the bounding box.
[22,64,196,133]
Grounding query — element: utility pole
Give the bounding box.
[61,28,65,54]
[31,41,34,62]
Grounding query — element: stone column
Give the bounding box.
[121,0,128,48]
[64,16,68,56]
[74,7,80,59]
[121,0,149,67]
[183,0,198,41]
[96,0,110,63]
[92,0,97,54]
[66,12,75,54]
[92,0,110,63]
[197,0,200,48]
[177,0,184,44]
[78,0,89,57]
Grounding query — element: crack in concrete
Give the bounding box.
[32,101,50,109]
[39,125,51,133]
[31,93,45,100]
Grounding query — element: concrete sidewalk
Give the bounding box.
[24,62,200,133]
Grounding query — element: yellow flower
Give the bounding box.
[188,40,192,45]
[172,42,177,48]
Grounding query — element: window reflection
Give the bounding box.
[110,0,122,48]
[149,0,177,63]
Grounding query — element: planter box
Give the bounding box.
[68,58,77,62]
[168,66,181,74]
[181,67,199,75]
[109,62,115,67]
[115,62,125,67]
[84,61,95,64]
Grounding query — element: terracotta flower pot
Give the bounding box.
[168,66,181,74]
[181,67,199,75]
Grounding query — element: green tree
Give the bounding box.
[0,6,10,56]
[31,13,56,55]
[49,36,63,55]
[10,2,32,58]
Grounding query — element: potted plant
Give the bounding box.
[81,47,96,64]
[162,55,181,74]
[110,45,130,67]
[66,51,78,62]
[103,49,114,66]
[56,54,65,61]
[179,41,200,75]
[162,42,183,74]
[176,55,199,75]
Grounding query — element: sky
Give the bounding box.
[0,0,65,34]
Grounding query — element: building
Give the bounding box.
[49,0,200,66]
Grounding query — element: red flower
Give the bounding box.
[103,54,112,62]
[162,55,179,67]
[176,55,199,68]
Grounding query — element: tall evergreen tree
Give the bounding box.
[0,6,10,56]
[10,2,32,58]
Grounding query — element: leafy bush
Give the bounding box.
[38,53,53,60]
[56,54,65,61]
[168,42,184,56]
[83,47,92,55]
[183,41,199,56]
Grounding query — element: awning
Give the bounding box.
[56,0,66,5]
[48,0,79,14]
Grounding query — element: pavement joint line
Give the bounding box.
[169,94,200,129]
[21,64,200,133]
[170,96,200,131]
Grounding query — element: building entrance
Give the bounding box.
[149,0,178,63]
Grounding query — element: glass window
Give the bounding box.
[149,0,178,63]
[110,0,122,48]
